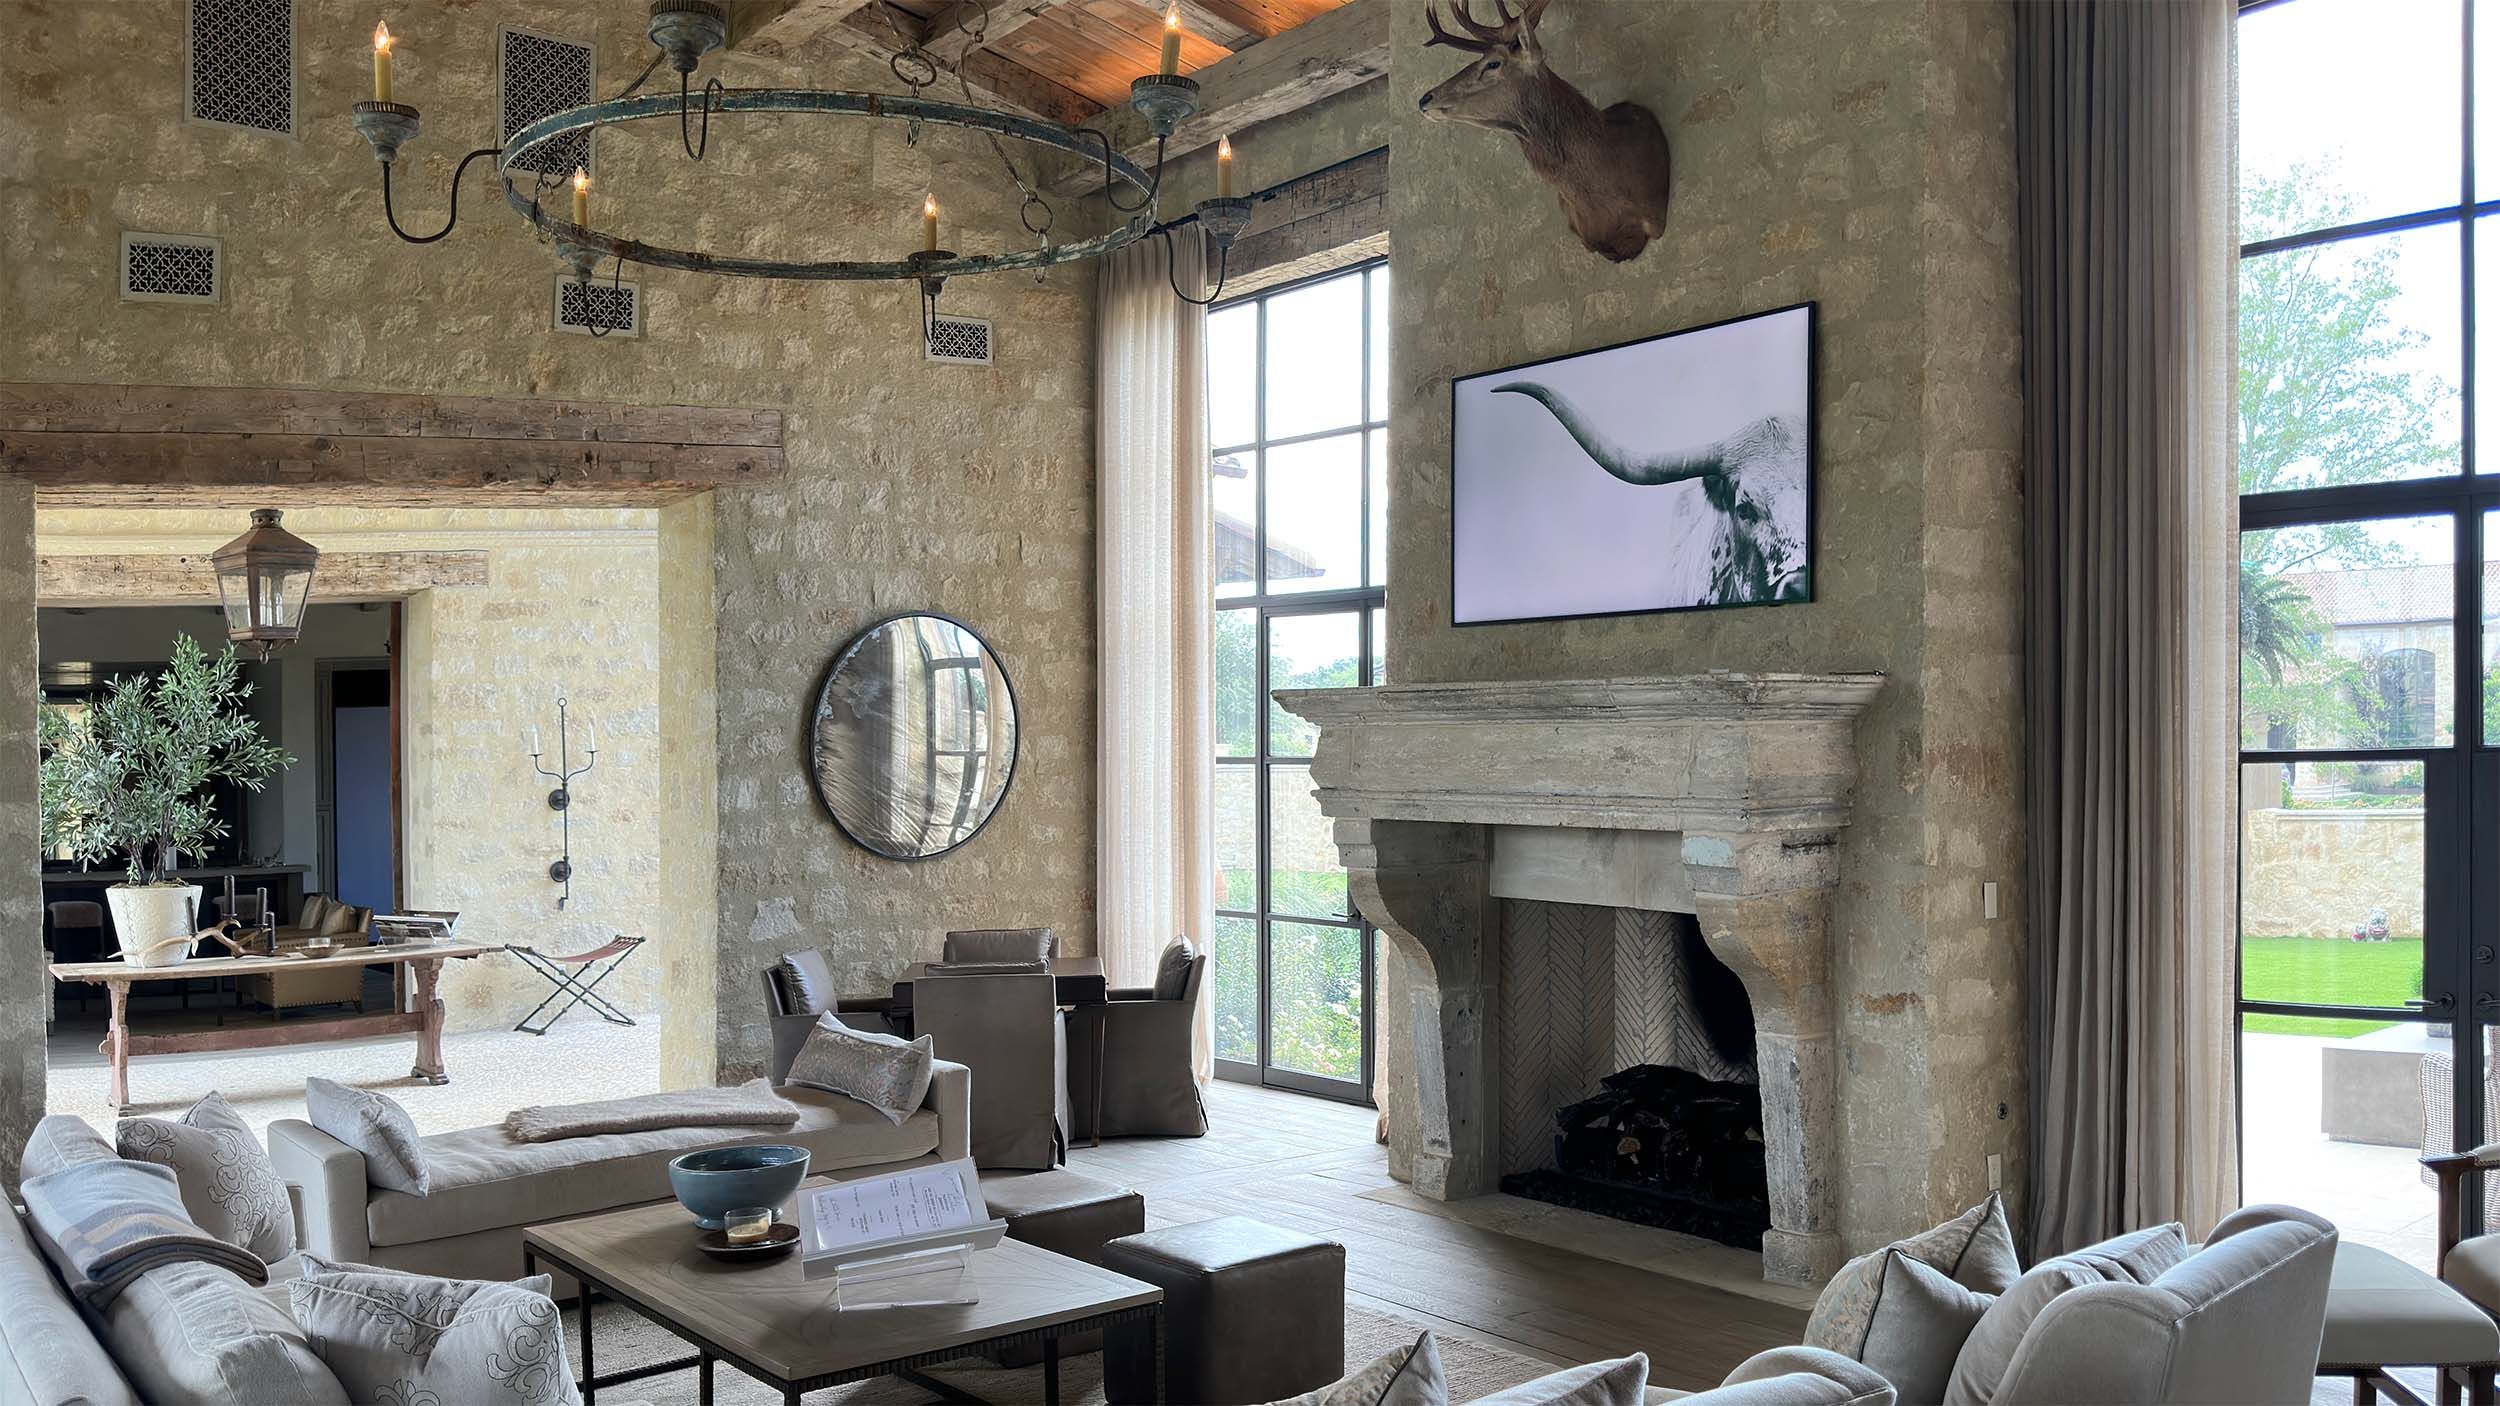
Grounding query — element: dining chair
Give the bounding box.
[941,927,1055,964]
[912,970,1069,1170]
[1070,936,1210,1139]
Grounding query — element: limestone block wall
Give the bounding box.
[0,485,36,1186]
[2241,808,2426,940]
[0,0,1098,1120]
[1373,0,2027,1254]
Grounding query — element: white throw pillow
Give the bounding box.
[1804,1192,2021,1356]
[1266,1331,1447,1406]
[103,1260,348,1404]
[782,1013,935,1124]
[117,1090,296,1263]
[1465,1354,1648,1406]
[304,1077,429,1195]
[1942,1223,2188,1406]
[289,1260,579,1405]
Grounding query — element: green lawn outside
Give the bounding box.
[2239,936,2424,1037]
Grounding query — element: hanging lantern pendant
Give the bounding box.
[210,509,321,661]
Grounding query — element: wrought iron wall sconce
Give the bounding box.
[526,696,597,909]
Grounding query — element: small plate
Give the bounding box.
[696,1223,800,1263]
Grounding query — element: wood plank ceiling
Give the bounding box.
[733,0,1364,129]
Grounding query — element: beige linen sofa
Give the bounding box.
[268,1063,970,1285]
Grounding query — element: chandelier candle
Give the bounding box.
[572,167,590,225]
[1218,134,1234,197]
[371,20,392,103]
[923,194,939,253]
[1160,3,1182,76]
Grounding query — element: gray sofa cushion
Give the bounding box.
[290,1261,578,1405]
[0,1207,140,1406]
[305,1078,429,1196]
[2334,1239,2500,1366]
[1943,1223,2186,1406]
[100,1260,347,1404]
[1468,1355,1648,1406]
[365,1084,938,1247]
[1858,1251,1990,1405]
[1806,1195,2021,1357]
[116,1091,296,1264]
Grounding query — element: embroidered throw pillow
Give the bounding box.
[1804,1192,2021,1356]
[1942,1222,2189,1406]
[289,1259,578,1406]
[1153,937,1198,1002]
[117,1090,295,1263]
[783,1013,936,1124]
[305,1077,429,1195]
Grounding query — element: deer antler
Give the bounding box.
[1423,0,1496,52]
[1446,0,1512,42]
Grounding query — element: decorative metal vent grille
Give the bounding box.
[187,0,295,135]
[122,234,222,304]
[501,28,596,178]
[554,275,641,337]
[925,315,993,365]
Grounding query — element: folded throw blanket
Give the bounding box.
[21,1158,267,1307]
[502,1077,801,1143]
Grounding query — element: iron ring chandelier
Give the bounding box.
[345,0,1255,338]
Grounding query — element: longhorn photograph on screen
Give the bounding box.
[1450,302,1817,625]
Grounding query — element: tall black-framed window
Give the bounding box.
[1209,259,1389,1104]
[2234,0,2500,1265]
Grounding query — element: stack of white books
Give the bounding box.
[797,1160,1006,1311]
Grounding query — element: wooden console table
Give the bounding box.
[48,942,501,1109]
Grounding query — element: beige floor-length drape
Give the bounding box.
[1097,226,1215,1081]
[2017,0,2239,1252]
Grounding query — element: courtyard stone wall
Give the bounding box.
[1369,0,2027,1253]
[0,0,1096,1132]
[2242,808,2425,941]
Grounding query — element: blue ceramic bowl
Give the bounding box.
[667,1145,811,1230]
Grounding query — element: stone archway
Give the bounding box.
[0,381,775,1181]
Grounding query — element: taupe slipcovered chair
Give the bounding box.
[914,970,1070,1170]
[1983,1204,2336,1404]
[1070,936,1209,1140]
[941,926,1055,964]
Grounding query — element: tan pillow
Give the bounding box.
[116,1091,295,1264]
[319,903,368,937]
[1268,1331,1446,1406]
[1942,1223,2188,1406]
[1804,1193,2021,1356]
[295,895,333,933]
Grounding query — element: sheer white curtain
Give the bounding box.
[1097,226,1215,1080]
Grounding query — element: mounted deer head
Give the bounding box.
[1418,0,1671,263]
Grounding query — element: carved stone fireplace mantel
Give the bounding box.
[1273,672,1884,1285]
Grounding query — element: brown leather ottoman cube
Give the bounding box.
[1102,1216,1345,1406]
[981,1169,1146,1365]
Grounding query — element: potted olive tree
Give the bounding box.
[39,635,292,967]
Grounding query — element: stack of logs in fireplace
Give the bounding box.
[1503,1063,1772,1249]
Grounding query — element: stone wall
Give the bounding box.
[0,0,1097,1127]
[37,507,676,1033]
[0,484,35,1185]
[2242,809,2425,940]
[1372,0,2026,1253]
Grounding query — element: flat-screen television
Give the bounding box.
[1450,301,1816,626]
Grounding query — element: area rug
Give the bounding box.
[573,1297,1556,1405]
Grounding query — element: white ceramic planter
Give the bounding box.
[106,884,203,968]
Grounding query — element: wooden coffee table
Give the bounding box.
[521,1177,1165,1405]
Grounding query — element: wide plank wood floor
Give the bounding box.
[1064,1080,1805,1393]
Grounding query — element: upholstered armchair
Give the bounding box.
[1069,937,1209,1140]
[913,970,1070,1170]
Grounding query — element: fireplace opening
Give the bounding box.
[1498,908,1770,1249]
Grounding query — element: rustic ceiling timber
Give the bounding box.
[40,551,489,607]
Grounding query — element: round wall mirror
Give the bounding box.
[810,613,1019,860]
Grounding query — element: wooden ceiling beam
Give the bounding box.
[723,0,884,60]
[41,552,489,608]
[920,0,1079,66]
[1046,0,1387,195]
[1172,0,1268,53]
